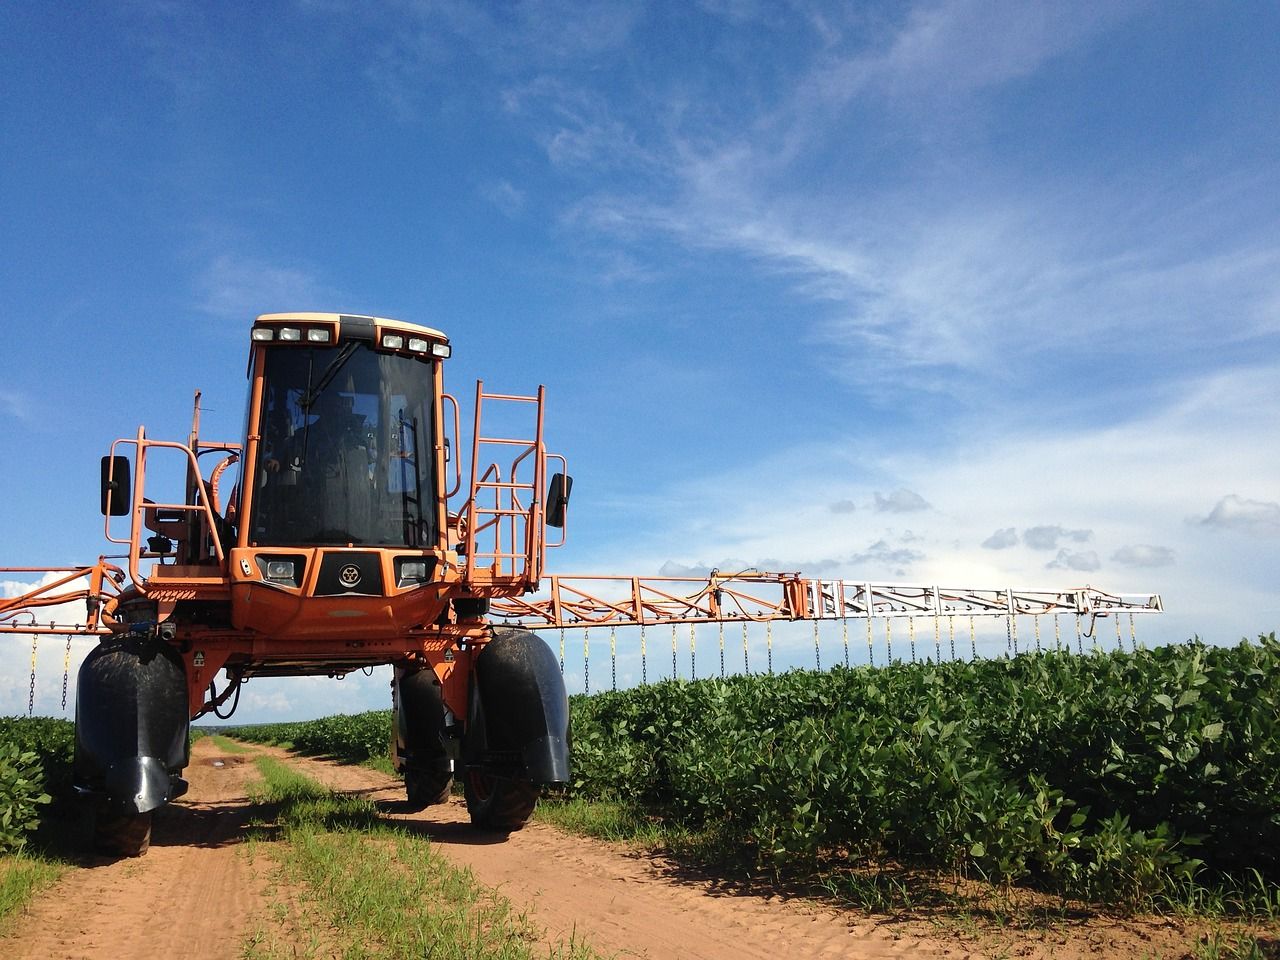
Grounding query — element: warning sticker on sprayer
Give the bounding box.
[194,651,205,667]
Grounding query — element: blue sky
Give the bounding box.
[3,1,1278,722]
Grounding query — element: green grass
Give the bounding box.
[532,796,667,845]
[207,734,255,754]
[0,854,64,934]
[242,756,606,960]
[1192,927,1280,959]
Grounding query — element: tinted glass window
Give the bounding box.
[250,343,436,547]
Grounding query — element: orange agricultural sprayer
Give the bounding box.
[1,312,1162,856]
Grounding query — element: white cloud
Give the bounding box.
[1023,526,1093,550]
[829,499,857,514]
[583,362,1280,645]
[1,573,99,718]
[1046,549,1100,573]
[982,527,1018,549]
[1196,495,1280,537]
[874,488,930,513]
[1112,544,1176,568]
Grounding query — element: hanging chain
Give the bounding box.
[718,621,725,678]
[1034,615,1042,654]
[1054,614,1062,652]
[640,624,648,684]
[948,614,956,661]
[886,618,893,663]
[28,636,38,717]
[559,627,565,675]
[1115,614,1124,652]
[689,623,697,680]
[969,616,977,659]
[1075,613,1084,655]
[813,620,821,671]
[1129,612,1137,650]
[934,616,942,663]
[583,626,590,695]
[671,624,678,680]
[742,621,750,674]
[908,618,917,663]
[610,625,617,692]
[866,615,874,666]
[61,635,72,711]
[766,621,773,675]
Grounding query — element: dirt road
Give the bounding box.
[1,739,1212,960]
[4,745,268,960]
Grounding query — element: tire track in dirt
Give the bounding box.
[2,739,270,960]
[268,747,969,960]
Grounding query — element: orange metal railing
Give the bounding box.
[457,381,554,594]
[0,560,126,636]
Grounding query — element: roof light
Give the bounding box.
[251,328,275,341]
[382,333,404,349]
[279,327,302,342]
[431,342,451,359]
[407,337,429,353]
[307,328,332,343]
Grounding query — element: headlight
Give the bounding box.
[251,328,275,341]
[307,328,332,343]
[382,334,404,349]
[395,557,434,588]
[279,327,302,342]
[254,555,305,587]
[431,342,451,358]
[265,560,295,581]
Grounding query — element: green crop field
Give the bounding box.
[6,635,1278,919]
[566,636,1279,908]
[216,710,393,767]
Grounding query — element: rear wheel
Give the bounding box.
[463,770,539,832]
[94,810,153,857]
[404,768,453,809]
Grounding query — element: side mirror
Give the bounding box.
[100,455,132,516]
[545,473,573,529]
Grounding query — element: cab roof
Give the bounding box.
[255,312,447,341]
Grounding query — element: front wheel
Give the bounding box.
[405,768,453,809]
[463,771,539,832]
[94,809,153,857]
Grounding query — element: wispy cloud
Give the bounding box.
[0,389,33,422]
[480,178,526,217]
[195,255,335,322]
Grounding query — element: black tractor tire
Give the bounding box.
[94,810,153,857]
[463,771,540,832]
[405,768,453,809]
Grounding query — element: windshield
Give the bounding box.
[249,343,437,547]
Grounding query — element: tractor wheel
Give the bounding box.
[405,768,453,809]
[463,771,540,832]
[94,810,153,857]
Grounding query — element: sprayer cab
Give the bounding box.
[55,311,575,852]
[226,314,462,644]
